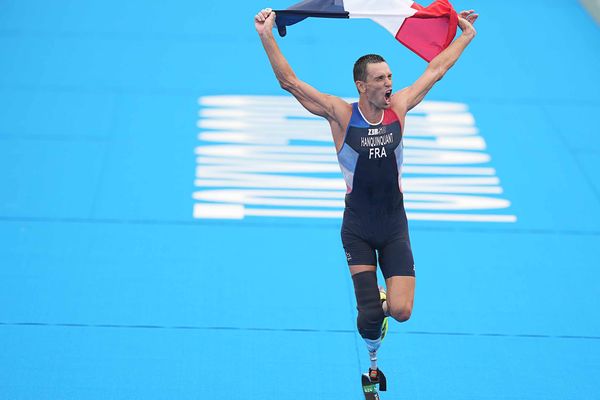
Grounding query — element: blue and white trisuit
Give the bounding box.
[337,102,415,278]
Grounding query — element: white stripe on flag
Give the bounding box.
[344,0,417,36]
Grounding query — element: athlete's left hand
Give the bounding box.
[458,9,478,37]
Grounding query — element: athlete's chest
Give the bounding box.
[345,121,402,160]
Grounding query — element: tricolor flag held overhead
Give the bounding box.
[274,0,458,62]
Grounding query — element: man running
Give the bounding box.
[255,5,478,380]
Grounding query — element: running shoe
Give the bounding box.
[379,287,388,341]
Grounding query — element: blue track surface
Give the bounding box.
[1,1,599,399]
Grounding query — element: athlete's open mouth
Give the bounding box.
[385,90,392,100]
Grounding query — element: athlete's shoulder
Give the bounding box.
[347,102,369,128]
[329,97,353,128]
[389,89,410,119]
[331,96,353,116]
[328,98,353,151]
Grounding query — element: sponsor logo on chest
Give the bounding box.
[368,127,385,136]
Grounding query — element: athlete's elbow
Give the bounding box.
[278,76,299,93]
[437,66,450,82]
[426,64,446,83]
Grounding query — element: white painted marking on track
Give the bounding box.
[193,95,517,223]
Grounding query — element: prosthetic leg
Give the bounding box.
[362,370,387,398]
[352,271,388,399]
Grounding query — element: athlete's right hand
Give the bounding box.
[254,8,275,36]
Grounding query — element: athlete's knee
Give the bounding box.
[388,303,412,323]
[352,271,385,340]
[357,300,385,339]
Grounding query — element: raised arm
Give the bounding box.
[393,10,479,114]
[255,8,350,125]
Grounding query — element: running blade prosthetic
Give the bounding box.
[361,368,387,399]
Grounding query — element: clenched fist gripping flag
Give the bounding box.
[274,0,458,62]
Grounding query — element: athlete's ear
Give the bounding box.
[356,80,366,94]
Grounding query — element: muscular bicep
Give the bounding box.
[283,78,348,122]
[282,79,351,150]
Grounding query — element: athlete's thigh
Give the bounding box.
[385,275,415,313]
[377,237,415,279]
[341,223,377,271]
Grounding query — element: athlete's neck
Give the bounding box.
[357,98,384,125]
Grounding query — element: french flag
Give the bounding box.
[274,0,458,62]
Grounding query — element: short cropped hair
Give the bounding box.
[353,54,386,82]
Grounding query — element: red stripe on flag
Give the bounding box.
[395,0,458,62]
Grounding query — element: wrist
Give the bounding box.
[461,28,475,40]
[259,26,274,39]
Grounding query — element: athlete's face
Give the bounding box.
[360,62,393,109]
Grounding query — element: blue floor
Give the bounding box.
[1,1,600,399]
